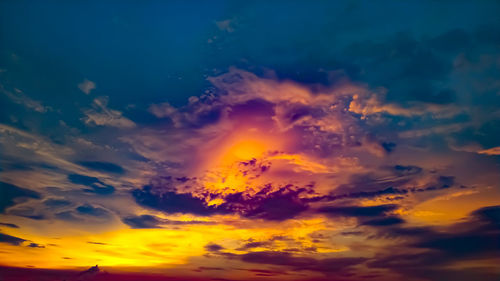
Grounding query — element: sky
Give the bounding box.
[0,1,500,281]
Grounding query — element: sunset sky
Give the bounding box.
[1,1,500,281]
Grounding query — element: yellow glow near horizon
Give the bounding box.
[0,216,331,271]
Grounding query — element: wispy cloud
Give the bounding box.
[82,96,136,128]
[0,85,52,113]
[478,146,500,155]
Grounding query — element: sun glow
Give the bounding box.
[213,128,285,166]
[194,126,287,196]
[225,139,267,161]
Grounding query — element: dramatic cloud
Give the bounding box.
[132,185,225,216]
[221,185,310,221]
[1,2,499,280]
[132,183,314,221]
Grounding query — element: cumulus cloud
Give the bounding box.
[128,69,481,228]
[139,69,380,169]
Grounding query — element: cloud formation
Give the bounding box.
[0,2,499,279]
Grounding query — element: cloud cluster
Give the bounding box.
[0,3,499,279]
